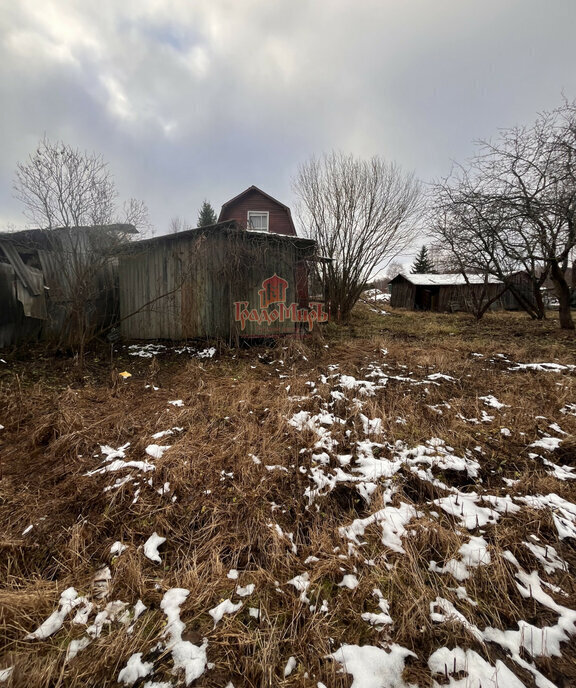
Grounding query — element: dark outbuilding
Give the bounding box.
[389,273,505,312]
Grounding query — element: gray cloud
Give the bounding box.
[1,0,576,245]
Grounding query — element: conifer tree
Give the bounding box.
[411,245,435,273]
[197,200,217,227]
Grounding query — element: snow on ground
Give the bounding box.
[11,347,576,687]
[128,344,217,359]
[329,644,417,688]
[143,532,166,563]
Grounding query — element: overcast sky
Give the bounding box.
[1,0,576,258]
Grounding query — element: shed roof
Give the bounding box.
[0,224,137,251]
[390,273,503,286]
[121,220,316,254]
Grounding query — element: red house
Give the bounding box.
[219,186,307,303]
[218,186,298,236]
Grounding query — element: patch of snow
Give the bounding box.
[509,362,576,373]
[236,583,255,597]
[145,444,171,459]
[118,653,154,685]
[209,599,242,627]
[25,587,83,640]
[328,644,417,688]
[340,503,421,554]
[428,373,456,382]
[110,541,127,556]
[284,656,297,677]
[523,541,568,574]
[428,647,526,687]
[430,536,491,581]
[143,533,166,564]
[479,394,508,409]
[337,574,359,590]
[287,573,310,602]
[530,436,562,451]
[161,588,208,685]
[65,636,92,662]
[518,493,576,540]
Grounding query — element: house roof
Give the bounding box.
[391,273,503,286]
[219,185,292,215]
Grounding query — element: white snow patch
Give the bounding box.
[523,541,568,574]
[236,583,255,597]
[530,436,562,451]
[479,395,508,409]
[209,599,242,627]
[284,656,297,677]
[287,573,310,602]
[25,587,83,639]
[510,362,576,373]
[339,503,421,554]
[145,444,171,459]
[118,653,154,685]
[329,644,416,688]
[337,574,359,590]
[110,541,127,556]
[160,588,208,685]
[428,647,526,687]
[430,536,491,581]
[143,533,166,564]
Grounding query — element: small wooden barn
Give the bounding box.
[389,273,504,312]
[499,271,538,311]
[118,221,323,342]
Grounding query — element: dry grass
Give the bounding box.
[0,306,575,687]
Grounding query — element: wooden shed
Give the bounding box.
[118,221,325,342]
[389,273,504,312]
[499,271,538,311]
[0,225,135,348]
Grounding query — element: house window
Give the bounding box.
[247,211,269,231]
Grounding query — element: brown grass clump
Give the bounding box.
[1,308,576,686]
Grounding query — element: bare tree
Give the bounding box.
[429,176,547,319]
[429,100,576,329]
[292,151,422,319]
[14,136,149,232]
[385,261,405,280]
[13,137,151,359]
[169,216,192,234]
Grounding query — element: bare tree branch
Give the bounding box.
[292,151,422,319]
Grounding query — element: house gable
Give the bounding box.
[218,186,297,236]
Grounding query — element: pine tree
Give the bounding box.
[197,200,218,227]
[411,245,436,273]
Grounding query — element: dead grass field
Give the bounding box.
[0,306,575,687]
